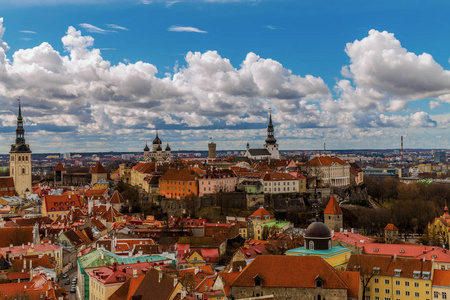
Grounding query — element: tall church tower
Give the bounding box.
[264,111,280,159]
[9,100,32,197]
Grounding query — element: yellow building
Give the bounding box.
[347,254,434,300]
[42,194,83,220]
[428,206,450,247]
[247,207,275,240]
[186,250,206,268]
[432,269,450,300]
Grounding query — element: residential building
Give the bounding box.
[159,168,199,199]
[42,194,83,220]
[347,254,433,300]
[198,168,238,197]
[261,172,300,194]
[432,269,450,300]
[247,207,275,240]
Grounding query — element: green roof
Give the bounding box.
[78,248,172,270]
[262,221,290,229]
[286,245,351,257]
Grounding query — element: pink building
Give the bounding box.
[198,169,238,197]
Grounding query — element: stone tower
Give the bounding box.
[208,141,216,159]
[324,196,343,232]
[10,101,32,198]
[263,111,280,160]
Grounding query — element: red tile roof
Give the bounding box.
[347,254,433,279]
[384,223,399,231]
[54,162,66,171]
[324,196,343,215]
[336,271,360,298]
[160,168,197,182]
[305,156,348,166]
[248,207,274,221]
[91,162,107,174]
[110,190,125,204]
[261,172,297,181]
[0,227,33,247]
[231,256,348,289]
[44,194,82,213]
[0,177,14,188]
[433,269,450,287]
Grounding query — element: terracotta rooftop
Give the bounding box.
[91,162,107,174]
[44,194,82,213]
[248,207,274,221]
[324,196,343,215]
[384,223,399,231]
[54,162,66,172]
[305,156,348,167]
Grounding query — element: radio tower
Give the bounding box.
[401,136,404,161]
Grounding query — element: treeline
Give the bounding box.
[344,176,450,240]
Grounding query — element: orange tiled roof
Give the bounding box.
[384,223,399,231]
[248,207,274,220]
[324,196,343,215]
[433,269,450,287]
[110,190,125,204]
[0,227,33,247]
[336,271,360,298]
[160,168,197,182]
[231,256,348,289]
[0,177,15,188]
[44,194,82,213]
[305,156,348,166]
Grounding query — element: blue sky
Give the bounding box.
[0,0,448,153]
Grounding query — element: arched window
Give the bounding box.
[22,168,25,174]
[309,241,314,250]
[328,240,332,249]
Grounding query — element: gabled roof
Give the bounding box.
[91,162,107,174]
[131,268,177,300]
[54,162,66,172]
[231,256,348,289]
[324,196,343,215]
[433,269,450,287]
[248,149,271,156]
[336,271,360,298]
[261,172,297,181]
[0,227,33,247]
[160,168,197,182]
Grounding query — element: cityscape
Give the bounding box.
[0,1,449,300]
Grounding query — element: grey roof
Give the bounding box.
[248,149,271,156]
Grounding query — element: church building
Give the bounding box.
[9,101,32,197]
[143,130,171,162]
[245,111,280,160]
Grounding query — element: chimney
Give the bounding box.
[173,277,178,287]
[133,268,138,278]
[22,243,24,249]
[393,254,397,260]
[158,270,163,283]
[29,268,34,281]
[23,258,26,269]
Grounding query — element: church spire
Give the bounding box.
[15,98,26,146]
[265,109,277,145]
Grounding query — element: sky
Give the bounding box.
[0,0,449,153]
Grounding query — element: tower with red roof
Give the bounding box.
[324,196,343,232]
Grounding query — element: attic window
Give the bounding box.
[372,267,380,275]
[423,272,430,280]
[399,249,405,253]
[373,248,379,252]
[54,203,58,206]
[394,269,402,277]
[413,271,421,279]
[254,275,262,287]
[315,277,323,288]
[71,202,75,205]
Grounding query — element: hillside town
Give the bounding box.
[0,103,448,300]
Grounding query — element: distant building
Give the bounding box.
[324,196,343,232]
[54,162,66,187]
[9,101,32,197]
[303,156,350,187]
[91,162,107,185]
[434,150,447,163]
[208,141,217,159]
[143,131,171,162]
[245,111,280,160]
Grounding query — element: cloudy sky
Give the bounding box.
[0,0,449,153]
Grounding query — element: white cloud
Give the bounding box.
[20,30,37,34]
[106,24,128,31]
[429,100,442,110]
[79,23,115,34]
[168,26,207,33]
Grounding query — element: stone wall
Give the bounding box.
[230,286,348,300]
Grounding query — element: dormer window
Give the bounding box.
[254,275,262,287]
[394,269,402,277]
[315,277,323,288]
[413,271,421,279]
[423,271,430,279]
[372,267,380,275]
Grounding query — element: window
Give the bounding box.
[375,288,379,293]
[414,282,419,288]
[415,292,420,298]
[444,292,447,299]
[396,291,400,296]
[435,292,439,298]
[385,279,390,284]
[375,278,379,284]
[309,241,314,250]
[405,281,409,287]
[405,291,410,296]
[395,281,400,286]
[385,289,390,294]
